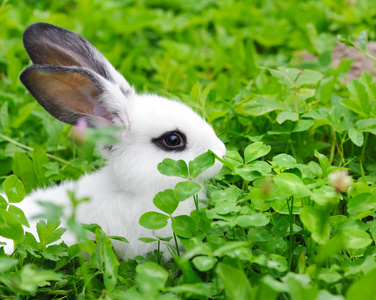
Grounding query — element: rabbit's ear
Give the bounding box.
[20,65,122,127]
[23,23,118,84]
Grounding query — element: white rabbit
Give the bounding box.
[1,23,226,259]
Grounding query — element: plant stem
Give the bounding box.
[289,137,297,158]
[360,132,369,163]
[194,194,199,210]
[242,179,247,191]
[352,44,376,62]
[0,133,70,165]
[173,232,180,257]
[329,129,335,165]
[287,196,294,271]
[157,239,161,265]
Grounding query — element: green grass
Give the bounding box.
[1,0,376,299]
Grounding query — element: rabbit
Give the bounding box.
[0,23,226,259]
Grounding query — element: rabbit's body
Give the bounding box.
[1,23,226,259]
[15,167,203,258]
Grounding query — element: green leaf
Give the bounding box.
[339,228,372,250]
[235,214,270,227]
[157,158,188,179]
[153,189,179,215]
[192,256,217,272]
[316,76,335,103]
[224,150,243,167]
[103,242,119,292]
[252,276,284,300]
[171,215,196,238]
[168,283,216,297]
[12,152,38,194]
[291,119,314,132]
[216,262,252,300]
[0,210,24,241]
[174,181,201,202]
[346,268,376,300]
[356,118,376,130]
[311,185,339,206]
[348,79,372,115]
[283,273,319,300]
[348,193,376,215]
[0,101,8,130]
[249,161,272,174]
[348,127,364,147]
[0,257,17,273]
[236,95,290,116]
[8,204,30,227]
[136,262,168,294]
[213,242,250,257]
[269,67,301,89]
[36,220,67,246]
[317,269,342,284]
[244,142,271,164]
[0,195,7,209]
[273,173,311,197]
[3,174,25,203]
[81,223,101,233]
[295,69,323,87]
[139,237,158,243]
[32,145,49,188]
[266,254,288,272]
[0,158,12,178]
[358,29,369,52]
[108,236,129,243]
[190,208,211,233]
[360,72,376,104]
[16,265,63,294]
[271,218,290,238]
[276,111,299,124]
[235,165,262,181]
[174,255,202,284]
[210,185,240,203]
[314,150,330,178]
[214,200,241,215]
[300,206,330,244]
[89,229,105,269]
[341,99,365,117]
[189,151,215,178]
[12,102,38,128]
[272,154,297,169]
[139,212,169,230]
[41,245,68,261]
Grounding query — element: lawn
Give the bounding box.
[1,0,376,299]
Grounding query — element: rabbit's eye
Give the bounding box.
[152,131,186,152]
[165,133,181,146]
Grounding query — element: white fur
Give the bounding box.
[3,95,225,259]
[1,23,226,259]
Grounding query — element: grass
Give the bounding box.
[1,0,376,299]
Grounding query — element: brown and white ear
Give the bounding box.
[20,65,120,127]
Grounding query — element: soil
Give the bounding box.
[331,41,376,81]
[301,42,376,82]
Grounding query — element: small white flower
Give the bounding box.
[328,170,353,193]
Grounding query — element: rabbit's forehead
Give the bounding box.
[131,95,213,137]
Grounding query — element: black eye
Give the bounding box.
[164,133,181,147]
[152,131,187,152]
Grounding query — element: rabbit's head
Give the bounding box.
[20,23,226,194]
